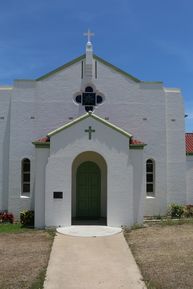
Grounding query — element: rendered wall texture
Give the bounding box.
[0,54,188,221]
[186,156,193,203]
[42,116,144,228]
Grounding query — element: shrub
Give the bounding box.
[168,204,184,219]
[0,212,14,223]
[183,205,193,218]
[131,223,144,230]
[20,210,34,227]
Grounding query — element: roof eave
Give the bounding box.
[32,142,50,148]
[129,144,147,149]
[48,112,132,139]
[36,54,85,81]
[35,53,162,84]
[186,152,193,156]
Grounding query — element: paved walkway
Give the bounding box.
[57,225,122,237]
[43,230,146,289]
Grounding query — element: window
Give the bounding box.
[85,86,93,92]
[75,95,81,103]
[81,61,84,79]
[97,95,103,104]
[74,86,104,111]
[95,61,97,78]
[82,92,96,106]
[21,158,30,195]
[146,159,155,197]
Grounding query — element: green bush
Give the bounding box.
[20,210,34,227]
[168,204,184,219]
[183,205,193,218]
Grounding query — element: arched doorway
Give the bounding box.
[76,161,101,218]
[71,151,107,225]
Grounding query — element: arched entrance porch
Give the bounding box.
[71,151,107,225]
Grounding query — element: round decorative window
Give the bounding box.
[75,95,81,103]
[74,86,104,112]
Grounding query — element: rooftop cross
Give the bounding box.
[84,29,94,43]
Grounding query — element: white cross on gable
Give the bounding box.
[84,29,94,43]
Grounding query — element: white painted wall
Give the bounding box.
[8,81,36,217]
[34,147,49,228]
[0,88,11,211]
[165,89,186,205]
[130,149,145,223]
[0,50,189,221]
[186,155,193,203]
[43,116,144,228]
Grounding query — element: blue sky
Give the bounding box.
[0,0,193,131]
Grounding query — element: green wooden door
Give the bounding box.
[76,161,101,218]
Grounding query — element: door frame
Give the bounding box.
[71,151,107,223]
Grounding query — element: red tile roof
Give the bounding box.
[34,134,193,153]
[186,133,193,154]
[130,138,144,145]
[36,136,50,143]
[35,136,145,145]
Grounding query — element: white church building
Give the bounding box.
[0,33,193,228]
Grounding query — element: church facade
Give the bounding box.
[0,37,193,228]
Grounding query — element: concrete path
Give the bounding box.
[43,231,146,289]
[57,225,122,237]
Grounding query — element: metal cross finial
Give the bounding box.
[84,29,94,43]
[85,126,95,140]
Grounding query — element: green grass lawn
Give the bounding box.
[0,223,31,233]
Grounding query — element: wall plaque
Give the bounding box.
[53,192,63,199]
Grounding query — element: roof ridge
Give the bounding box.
[35,53,162,84]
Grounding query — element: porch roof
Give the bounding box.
[32,113,146,149]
